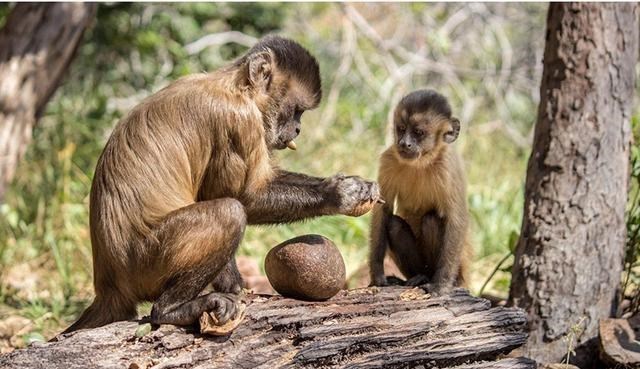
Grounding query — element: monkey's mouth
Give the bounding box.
[275,138,298,151]
[285,140,297,150]
[277,131,300,150]
[396,148,420,160]
[276,124,301,150]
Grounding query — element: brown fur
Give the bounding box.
[64,36,379,333]
[369,90,472,292]
[67,68,271,332]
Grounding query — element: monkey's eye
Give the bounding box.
[293,109,303,121]
[413,129,425,139]
[396,125,406,133]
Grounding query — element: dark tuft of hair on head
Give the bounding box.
[241,35,322,105]
[400,89,452,118]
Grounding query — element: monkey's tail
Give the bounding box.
[61,294,137,334]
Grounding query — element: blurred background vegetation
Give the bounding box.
[0,2,638,349]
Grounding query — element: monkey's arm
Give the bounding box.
[368,203,393,286]
[242,170,378,225]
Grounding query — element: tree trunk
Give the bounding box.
[0,3,96,201]
[0,288,534,368]
[509,3,638,366]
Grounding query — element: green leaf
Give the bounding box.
[508,230,520,253]
[135,30,163,52]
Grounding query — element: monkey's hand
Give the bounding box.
[328,174,380,217]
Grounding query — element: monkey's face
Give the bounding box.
[391,89,460,162]
[273,103,303,150]
[269,77,320,151]
[393,109,460,161]
[241,41,321,151]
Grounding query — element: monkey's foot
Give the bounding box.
[199,300,246,336]
[385,276,406,286]
[405,274,430,287]
[368,274,404,287]
[416,282,452,297]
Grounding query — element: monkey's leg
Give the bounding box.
[211,257,243,294]
[369,204,393,286]
[150,198,246,326]
[387,215,428,283]
[407,212,445,288]
[455,237,473,288]
[425,211,466,295]
[420,211,445,273]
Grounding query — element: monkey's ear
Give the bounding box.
[247,51,273,91]
[444,118,461,143]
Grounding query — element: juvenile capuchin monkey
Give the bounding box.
[369,89,472,295]
[63,36,380,333]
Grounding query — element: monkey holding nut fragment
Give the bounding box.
[63,36,380,334]
[369,89,472,295]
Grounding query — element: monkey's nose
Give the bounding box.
[295,127,300,134]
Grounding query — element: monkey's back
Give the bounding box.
[88,74,265,278]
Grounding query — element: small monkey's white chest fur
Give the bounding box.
[387,163,448,216]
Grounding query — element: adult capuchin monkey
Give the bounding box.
[63,36,380,333]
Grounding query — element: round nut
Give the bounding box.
[265,234,346,301]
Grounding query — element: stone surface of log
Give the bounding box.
[0,287,532,368]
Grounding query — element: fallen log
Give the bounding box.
[0,287,534,368]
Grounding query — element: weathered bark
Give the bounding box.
[0,3,96,201]
[509,2,638,366]
[598,318,640,366]
[0,288,533,368]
